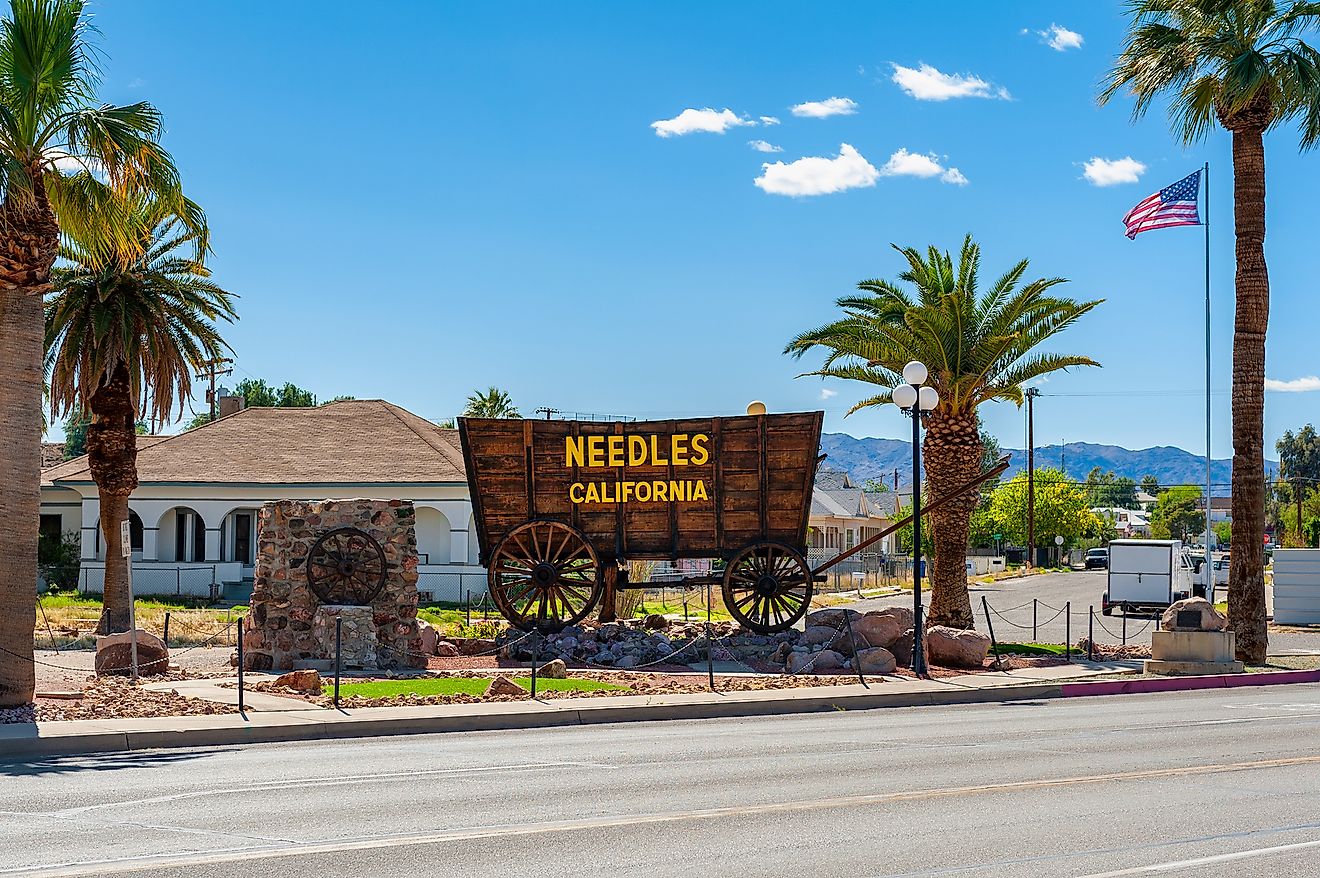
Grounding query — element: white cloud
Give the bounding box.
[754,143,879,197]
[759,115,780,125]
[651,108,754,137]
[1082,156,1147,186]
[890,63,1010,101]
[1266,376,1320,392]
[790,97,859,118]
[1038,23,1083,51]
[748,139,782,153]
[877,148,969,185]
[820,388,838,399]
[941,167,969,186]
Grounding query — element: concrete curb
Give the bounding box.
[3,668,1318,759]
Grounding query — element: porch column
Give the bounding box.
[79,498,100,561]
[204,527,222,564]
[140,527,159,562]
[450,528,469,565]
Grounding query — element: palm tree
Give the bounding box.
[1101,0,1320,664]
[45,199,234,635]
[0,0,199,706]
[463,386,520,419]
[787,236,1101,629]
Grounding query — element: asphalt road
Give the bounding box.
[852,569,1320,652]
[4,687,1320,877]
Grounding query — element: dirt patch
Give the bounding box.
[2,677,239,724]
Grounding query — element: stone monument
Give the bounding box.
[242,499,424,671]
[1143,597,1243,676]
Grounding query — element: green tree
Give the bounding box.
[45,197,235,634]
[1140,475,1161,498]
[786,236,1101,628]
[986,468,1101,552]
[62,407,89,458]
[1213,520,1232,549]
[1148,486,1207,542]
[1085,467,1138,508]
[0,0,201,707]
[862,478,890,493]
[463,386,520,419]
[1102,1,1320,663]
[234,377,316,408]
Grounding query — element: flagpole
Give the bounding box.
[1204,161,1213,600]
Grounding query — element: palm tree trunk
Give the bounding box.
[87,365,139,635]
[923,409,982,629]
[0,285,41,706]
[1226,124,1269,665]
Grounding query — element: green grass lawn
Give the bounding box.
[995,641,1069,656]
[333,676,629,698]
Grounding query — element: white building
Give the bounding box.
[39,400,487,602]
[1091,506,1151,538]
[807,469,899,560]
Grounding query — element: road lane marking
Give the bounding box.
[41,761,603,817]
[1074,837,1320,876]
[6,753,1320,877]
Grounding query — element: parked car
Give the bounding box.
[1102,539,1194,616]
[1085,547,1109,570]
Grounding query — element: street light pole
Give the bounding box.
[891,361,938,678]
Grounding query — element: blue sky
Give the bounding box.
[64,1,1320,457]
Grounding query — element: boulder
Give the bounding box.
[435,641,460,657]
[273,669,322,694]
[484,675,528,697]
[802,625,844,648]
[853,647,897,675]
[536,658,567,679]
[804,608,860,630]
[1161,597,1227,632]
[95,630,169,676]
[854,608,913,649]
[889,629,915,668]
[642,613,670,630]
[415,621,438,656]
[788,648,844,674]
[458,637,496,656]
[926,626,991,669]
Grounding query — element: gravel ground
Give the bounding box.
[31,645,234,692]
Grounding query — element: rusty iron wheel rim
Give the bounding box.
[305,527,388,605]
[722,542,812,634]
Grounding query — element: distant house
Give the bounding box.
[808,468,899,559]
[1198,496,1232,523]
[39,400,485,602]
[1092,506,1151,538]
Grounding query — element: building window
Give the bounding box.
[39,514,62,542]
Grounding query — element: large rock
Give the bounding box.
[1161,597,1227,632]
[802,625,845,648]
[536,658,567,679]
[459,637,497,656]
[889,629,914,668]
[804,608,860,630]
[788,648,844,674]
[273,669,322,693]
[854,607,914,650]
[926,626,991,669]
[485,675,528,697]
[435,641,460,657]
[416,621,438,656]
[853,647,897,675]
[95,630,169,676]
[643,614,670,630]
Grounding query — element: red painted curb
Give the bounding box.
[1061,668,1320,698]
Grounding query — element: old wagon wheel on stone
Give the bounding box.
[305,527,388,605]
[487,520,602,631]
[721,542,813,634]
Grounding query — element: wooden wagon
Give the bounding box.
[458,412,824,633]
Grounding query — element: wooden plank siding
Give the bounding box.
[459,411,823,565]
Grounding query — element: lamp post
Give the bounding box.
[892,360,939,677]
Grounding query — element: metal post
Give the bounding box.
[981,596,1001,666]
[911,404,928,677]
[843,611,868,688]
[705,581,716,691]
[334,615,342,708]
[1203,161,1213,587]
[530,631,539,699]
[236,617,245,713]
[465,590,471,626]
[1088,607,1095,661]
[1065,601,1072,663]
[1122,607,1128,645]
[1032,599,1038,642]
[1027,388,1038,569]
[163,611,171,648]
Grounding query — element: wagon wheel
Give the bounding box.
[488,521,603,632]
[722,542,813,634]
[305,527,388,605]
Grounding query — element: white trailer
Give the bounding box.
[1102,540,1194,616]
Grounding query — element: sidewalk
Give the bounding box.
[5,661,1317,759]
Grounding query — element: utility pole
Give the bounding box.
[892,468,899,491]
[1026,388,1039,568]
[1298,478,1305,548]
[534,406,560,421]
[195,357,233,423]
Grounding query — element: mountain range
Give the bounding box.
[819,433,1279,497]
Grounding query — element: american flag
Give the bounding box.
[1123,170,1202,239]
